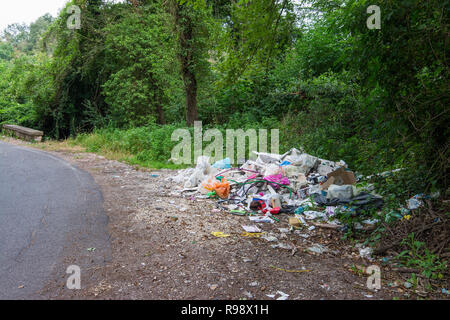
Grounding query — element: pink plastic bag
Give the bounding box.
[263,174,290,189]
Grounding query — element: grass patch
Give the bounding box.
[69,126,187,170]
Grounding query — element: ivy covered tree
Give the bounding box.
[168,0,214,125]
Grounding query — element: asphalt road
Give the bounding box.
[0,141,111,299]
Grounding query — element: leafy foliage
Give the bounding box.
[0,0,447,193]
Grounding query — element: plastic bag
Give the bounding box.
[212,158,231,169]
[202,177,230,199]
[264,163,281,176]
[184,156,215,188]
[263,174,290,189]
[327,184,355,200]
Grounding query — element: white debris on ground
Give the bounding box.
[168,148,388,259]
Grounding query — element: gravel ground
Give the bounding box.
[3,136,446,300]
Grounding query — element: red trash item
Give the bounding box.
[270,207,281,214]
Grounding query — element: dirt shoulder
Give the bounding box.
[2,137,439,300]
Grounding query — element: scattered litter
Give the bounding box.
[211,231,231,238]
[308,244,328,254]
[354,222,364,230]
[242,225,262,233]
[275,291,290,300]
[320,284,330,291]
[289,216,305,229]
[270,265,311,273]
[303,211,327,220]
[359,247,373,259]
[241,232,264,237]
[407,194,425,210]
[261,234,278,242]
[362,219,379,225]
[208,284,218,290]
[294,231,310,238]
[249,216,274,223]
[326,206,336,216]
[310,221,342,230]
[387,281,399,288]
[271,242,293,250]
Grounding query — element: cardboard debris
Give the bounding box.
[326,167,356,186]
[320,176,335,190]
[289,217,302,228]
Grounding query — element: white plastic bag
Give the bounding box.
[184,156,216,188]
[327,184,355,199]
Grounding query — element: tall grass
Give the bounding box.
[72,125,186,169]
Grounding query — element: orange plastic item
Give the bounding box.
[203,177,230,199]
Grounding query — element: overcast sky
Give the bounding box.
[0,0,71,32]
[0,0,129,33]
[0,0,307,33]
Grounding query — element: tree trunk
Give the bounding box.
[174,2,199,126]
[183,67,198,126]
[156,96,166,125]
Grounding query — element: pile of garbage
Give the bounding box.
[170,148,385,232]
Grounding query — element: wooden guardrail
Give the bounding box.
[2,124,44,142]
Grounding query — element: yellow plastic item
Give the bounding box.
[241,232,264,237]
[211,231,231,238]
